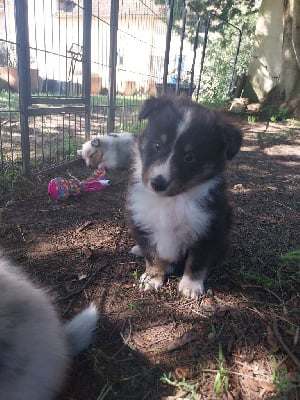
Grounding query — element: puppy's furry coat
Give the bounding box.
[127,96,243,298]
[0,254,98,400]
[77,132,135,169]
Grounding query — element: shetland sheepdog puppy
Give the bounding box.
[77,132,135,169]
[126,96,243,298]
[0,253,98,400]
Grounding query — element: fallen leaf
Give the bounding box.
[166,328,201,352]
[174,367,190,379]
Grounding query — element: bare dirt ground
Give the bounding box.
[0,119,299,400]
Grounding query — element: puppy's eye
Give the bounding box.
[184,152,196,163]
[153,141,161,152]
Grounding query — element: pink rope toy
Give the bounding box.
[48,167,109,200]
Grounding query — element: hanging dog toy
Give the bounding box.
[48,167,109,200]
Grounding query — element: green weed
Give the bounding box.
[0,166,33,206]
[160,372,200,399]
[132,268,139,283]
[271,356,296,399]
[247,114,258,123]
[211,324,229,396]
[260,105,290,122]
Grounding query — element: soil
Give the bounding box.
[0,119,299,400]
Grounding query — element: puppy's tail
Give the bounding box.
[64,303,98,356]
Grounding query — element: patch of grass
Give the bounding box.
[233,247,300,292]
[127,301,142,315]
[119,119,145,134]
[211,324,229,396]
[247,114,258,123]
[0,90,20,120]
[131,268,139,283]
[260,105,290,122]
[271,356,297,399]
[0,165,33,206]
[160,372,200,399]
[281,248,300,262]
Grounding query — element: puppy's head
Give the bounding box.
[137,96,243,196]
[77,138,104,168]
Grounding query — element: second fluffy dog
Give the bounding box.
[77,132,135,169]
[127,96,243,298]
[0,253,98,400]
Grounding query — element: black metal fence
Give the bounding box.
[0,0,243,176]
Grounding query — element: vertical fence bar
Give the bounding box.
[108,0,119,133]
[14,0,31,176]
[83,0,92,140]
[189,11,200,97]
[229,24,243,95]
[196,12,211,102]
[176,1,187,95]
[162,0,175,94]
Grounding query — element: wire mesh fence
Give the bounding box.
[0,0,244,177]
[0,0,169,175]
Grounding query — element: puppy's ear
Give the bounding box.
[139,97,159,120]
[91,138,101,147]
[218,120,243,160]
[77,149,82,156]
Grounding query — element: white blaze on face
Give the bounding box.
[146,110,192,191]
[176,109,192,139]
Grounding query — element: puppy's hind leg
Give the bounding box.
[140,258,166,292]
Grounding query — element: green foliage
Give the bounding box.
[234,247,300,292]
[260,105,290,122]
[211,324,229,396]
[0,42,17,67]
[281,249,300,262]
[0,90,19,120]
[197,11,257,103]
[0,43,7,66]
[157,0,259,104]
[0,166,33,206]
[248,114,258,123]
[160,372,200,399]
[271,356,297,399]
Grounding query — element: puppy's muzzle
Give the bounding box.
[150,175,169,192]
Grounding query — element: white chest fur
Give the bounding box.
[129,177,220,262]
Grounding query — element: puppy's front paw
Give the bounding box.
[139,272,164,291]
[178,275,205,299]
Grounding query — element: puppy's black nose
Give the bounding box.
[151,175,168,192]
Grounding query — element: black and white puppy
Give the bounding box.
[77,132,135,169]
[127,96,243,298]
[0,253,98,400]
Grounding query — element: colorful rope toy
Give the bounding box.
[48,167,109,200]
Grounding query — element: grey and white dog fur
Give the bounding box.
[77,132,136,169]
[0,253,98,400]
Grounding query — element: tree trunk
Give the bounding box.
[244,0,300,115]
[280,0,300,102]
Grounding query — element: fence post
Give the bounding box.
[14,0,31,176]
[196,12,211,102]
[83,0,92,140]
[108,0,119,133]
[189,9,200,97]
[176,1,187,95]
[162,0,174,94]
